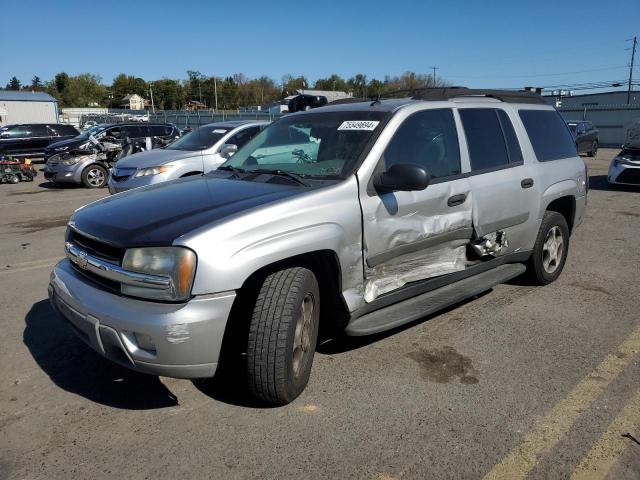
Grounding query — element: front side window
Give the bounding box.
[460,109,510,171]
[519,110,577,162]
[224,111,387,179]
[382,109,461,179]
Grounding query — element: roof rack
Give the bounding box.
[393,87,546,105]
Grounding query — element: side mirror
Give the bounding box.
[373,164,430,192]
[220,143,238,158]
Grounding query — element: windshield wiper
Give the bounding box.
[252,169,310,187]
[217,165,248,178]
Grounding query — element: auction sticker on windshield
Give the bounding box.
[337,120,380,131]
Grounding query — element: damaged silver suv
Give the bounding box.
[49,88,587,404]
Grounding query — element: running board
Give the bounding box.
[345,263,527,336]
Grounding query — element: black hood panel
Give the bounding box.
[72,175,306,247]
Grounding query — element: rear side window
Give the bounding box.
[459,109,510,171]
[519,110,577,161]
[149,125,173,136]
[30,125,49,137]
[49,124,79,136]
[123,125,148,138]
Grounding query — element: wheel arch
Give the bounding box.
[216,250,349,367]
[545,195,576,233]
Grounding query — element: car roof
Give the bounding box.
[199,120,270,129]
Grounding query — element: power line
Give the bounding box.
[447,65,628,80]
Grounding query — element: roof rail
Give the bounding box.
[403,87,547,105]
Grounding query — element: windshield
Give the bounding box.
[223,111,387,179]
[168,125,230,151]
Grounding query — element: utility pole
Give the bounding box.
[214,76,218,112]
[149,85,155,113]
[627,35,637,105]
[429,66,439,86]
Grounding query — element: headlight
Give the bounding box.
[121,247,196,301]
[134,165,173,177]
[62,154,93,166]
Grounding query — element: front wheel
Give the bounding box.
[247,267,320,405]
[526,211,570,285]
[81,165,107,188]
[588,141,598,157]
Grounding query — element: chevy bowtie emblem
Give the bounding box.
[77,251,89,269]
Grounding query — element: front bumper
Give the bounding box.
[44,162,82,184]
[49,259,236,378]
[608,162,640,185]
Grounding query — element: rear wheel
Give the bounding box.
[247,267,320,405]
[588,141,598,157]
[8,174,19,184]
[526,211,570,285]
[81,165,107,188]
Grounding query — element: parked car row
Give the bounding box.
[49,88,590,405]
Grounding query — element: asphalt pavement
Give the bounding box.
[0,150,638,479]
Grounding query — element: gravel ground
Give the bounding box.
[0,149,638,480]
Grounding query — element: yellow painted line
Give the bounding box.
[570,390,640,480]
[484,326,640,480]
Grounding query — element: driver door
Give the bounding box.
[359,108,473,302]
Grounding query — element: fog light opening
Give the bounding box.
[135,332,157,352]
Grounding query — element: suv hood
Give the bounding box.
[71,175,307,248]
[115,148,201,169]
[46,136,87,152]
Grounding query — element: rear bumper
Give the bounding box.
[49,259,236,378]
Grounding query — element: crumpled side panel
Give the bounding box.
[364,241,467,303]
[364,206,472,255]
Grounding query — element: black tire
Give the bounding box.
[8,174,19,184]
[247,267,320,405]
[587,141,598,157]
[81,164,107,188]
[526,211,570,285]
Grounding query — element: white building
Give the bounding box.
[120,94,147,110]
[0,91,59,126]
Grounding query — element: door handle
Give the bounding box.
[447,193,467,207]
[521,178,534,189]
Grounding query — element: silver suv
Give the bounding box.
[49,89,587,405]
[107,121,268,193]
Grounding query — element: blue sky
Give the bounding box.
[1,0,638,92]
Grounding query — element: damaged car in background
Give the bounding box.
[44,123,180,188]
[608,119,640,186]
[49,88,587,405]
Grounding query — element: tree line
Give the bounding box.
[3,71,448,110]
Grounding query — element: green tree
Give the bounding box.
[54,72,70,94]
[314,74,348,92]
[281,74,308,97]
[151,78,186,110]
[30,76,43,90]
[6,76,21,90]
[186,70,205,102]
[111,74,148,103]
[62,74,107,107]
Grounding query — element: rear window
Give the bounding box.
[123,125,148,138]
[519,110,577,161]
[48,124,79,136]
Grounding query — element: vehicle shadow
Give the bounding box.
[38,181,83,190]
[589,174,640,192]
[23,300,179,410]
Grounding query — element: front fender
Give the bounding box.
[178,178,364,309]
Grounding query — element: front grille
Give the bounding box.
[616,168,640,184]
[68,229,125,265]
[70,262,121,294]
